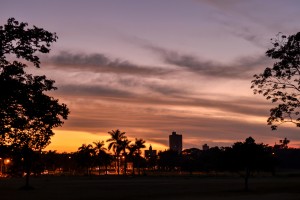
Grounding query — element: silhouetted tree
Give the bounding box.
[76,144,95,175]
[252,32,300,130]
[158,150,181,171]
[273,147,300,170]
[93,141,107,175]
[279,137,290,149]
[7,147,43,177]
[127,143,137,175]
[198,147,224,172]
[41,150,58,172]
[0,18,69,189]
[106,129,126,175]
[61,153,76,174]
[131,138,146,175]
[181,148,201,174]
[0,144,10,160]
[226,137,274,191]
[99,151,114,175]
[120,139,131,175]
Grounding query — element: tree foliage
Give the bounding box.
[76,144,95,175]
[106,129,127,175]
[158,150,181,171]
[226,137,274,191]
[129,138,146,175]
[0,18,69,151]
[0,18,57,67]
[106,129,126,155]
[251,32,300,129]
[0,18,69,188]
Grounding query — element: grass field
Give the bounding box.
[1,175,300,200]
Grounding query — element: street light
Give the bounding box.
[3,158,11,175]
[4,158,10,165]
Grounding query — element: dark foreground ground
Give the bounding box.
[1,175,300,200]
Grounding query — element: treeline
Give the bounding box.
[0,129,147,176]
[1,131,300,181]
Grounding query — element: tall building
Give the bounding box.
[169,131,182,154]
[144,145,157,158]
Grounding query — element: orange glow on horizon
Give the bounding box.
[45,130,168,153]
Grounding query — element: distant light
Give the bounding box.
[4,159,10,164]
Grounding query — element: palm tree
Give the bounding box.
[100,151,114,175]
[127,144,138,175]
[133,138,146,175]
[93,141,107,175]
[106,129,126,175]
[119,139,131,175]
[77,144,95,175]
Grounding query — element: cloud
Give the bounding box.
[144,45,270,79]
[55,80,270,120]
[196,0,242,9]
[215,18,270,49]
[45,55,294,150]
[59,96,300,149]
[56,84,134,98]
[44,51,170,76]
[196,0,300,49]
[39,49,287,150]
[41,51,193,98]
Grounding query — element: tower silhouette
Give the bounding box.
[169,131,182,154]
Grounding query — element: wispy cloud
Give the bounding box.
[59,95,300,149]
[55,80,270,119]
[196,0,242,9]
[44,51,170,76]
[57,84,134,98]
[144,44,270,79]
[42,51,196,97]
[196,0,298,48]
[42,49,279,150]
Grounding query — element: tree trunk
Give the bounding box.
[22,147,33,190]
[117,158,120,175]
[132,165,135,176]
[124,157,127,175]
[137,156,141,176]
[105,164,108,175]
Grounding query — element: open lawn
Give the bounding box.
[0,175,300,200]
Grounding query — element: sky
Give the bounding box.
[1,0,300,152]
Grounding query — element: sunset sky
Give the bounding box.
[1,0,300,152]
